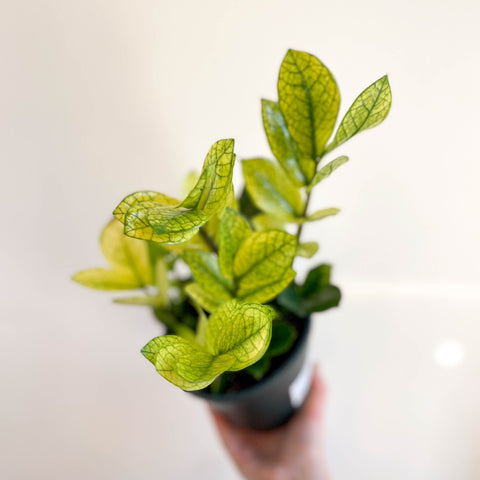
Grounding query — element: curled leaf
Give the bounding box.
[114,139,235,244]
[205,300,276,371]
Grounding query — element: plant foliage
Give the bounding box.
[73,49,392,392]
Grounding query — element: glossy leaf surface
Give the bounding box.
[182,250,233,299]
[114,139,235,243]
[242,158,303,218]
[184,283,225,313]
[141,336,233,391]
[234,231,297,303]
[142,300,275,390]
[327,75,391,151]
[308,155,349,192]
[262,99,306,185]
[205,300,276,371]
[278,50,340,179]
[218,208,252,280]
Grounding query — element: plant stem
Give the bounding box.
[296,189,312,242]
[199,228,218,254]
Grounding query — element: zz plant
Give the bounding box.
[74,49,392,392]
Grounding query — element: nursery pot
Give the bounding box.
[193,316,313,430]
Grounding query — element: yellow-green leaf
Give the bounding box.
[72,219,152,291]
[218,208,252,280]
[72,268,140,290]
[113,191,178,224]
[278,50,340,178]
[195,309,208,346]
[307,155,349,193]
[296,242,319,258]
[182,250,233,300]
[262,99,306,186]
[242,158,304,218]
[306,207,340,222]
[251,214,286,232]
[154,257,170,306]
[114,139,235,244]
[184,283,225,313]
[113,295,165,307]
[181,139,235,215]
[101,219,152,285]
[141,336,233,391]
[182,171,199,198]
[205,300,276,371]
[327,75,392,152]
[233,231,297,303]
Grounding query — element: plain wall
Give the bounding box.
[1,1,479,479]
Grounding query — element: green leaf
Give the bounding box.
[72,219,152,290]
[306,207,340,222]
[269,320,298,357]
[276,284,306,317]
[277,265,341,317]
[182,250,233,300]
[113,191,178,225]
[184,283,225,313]
[245,355,271,381]
[182,171,199,198]
[277,264,341,316]
[300,264,331,297]
[154,257,170,306]
[296,242,319,258]
[205,300,276,371]
[233,231,297,303]
[218,208,252,280]
[181,139,235,215]
[114,139,235,244]
[251,214,286,232]
[141,336,234,391]
[242,159,304,218]
[72,268,141,290]
[195,309,208,346]
[278,50,340,179]
[114,295,165,307]
[142,300,276,390]
[153,308,196,341]
[327,75,392,152]
[101,219,152,285]
[303,284,341,313]
[261,99,306,186]
[239,188,261,219]
[308,155,349,192]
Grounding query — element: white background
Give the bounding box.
[1,1,479,478]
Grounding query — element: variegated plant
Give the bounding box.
[74,50,392,392]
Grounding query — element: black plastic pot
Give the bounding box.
[193,317,313,430]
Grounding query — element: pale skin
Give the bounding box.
[210,367,331,480]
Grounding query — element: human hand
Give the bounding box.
[210,367,331,480]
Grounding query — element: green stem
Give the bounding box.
[199,228,218,254]
[296,189,312,242]
[296,153,326,242]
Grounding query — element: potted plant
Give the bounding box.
[73,49,392,430]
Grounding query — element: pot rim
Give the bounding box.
[192,316,311,403]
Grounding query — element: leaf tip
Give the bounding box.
[141,339,159,365]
